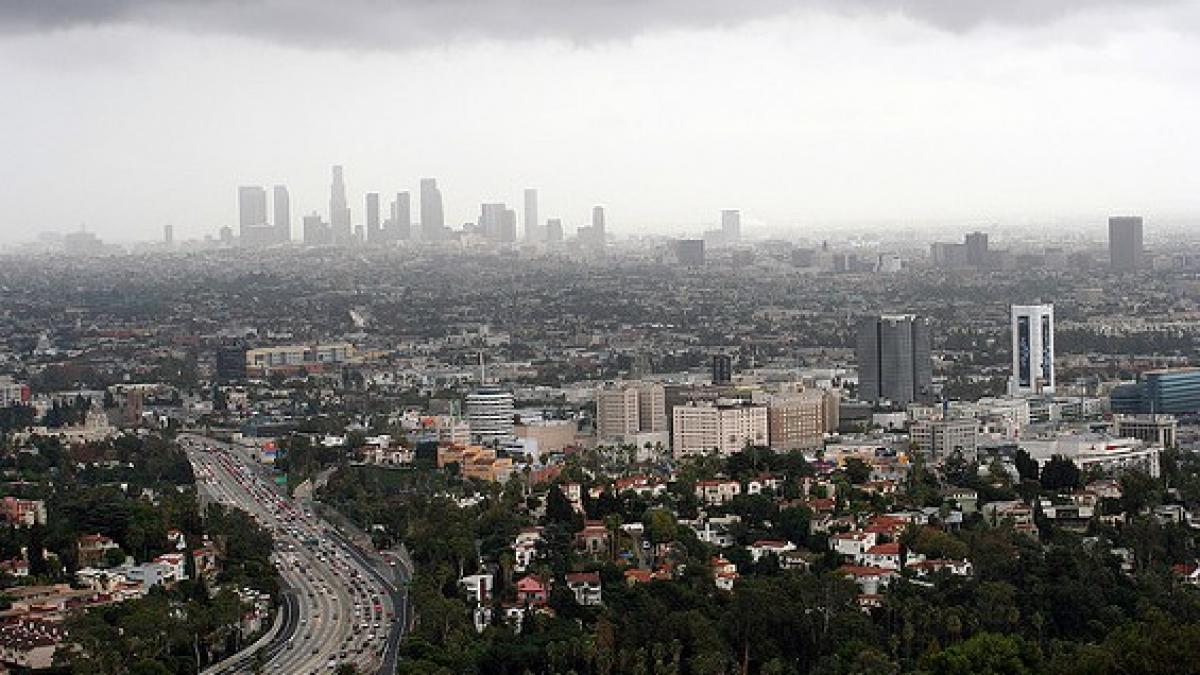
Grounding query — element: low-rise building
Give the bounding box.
[694,479,741,506]
[0,498,46,527]
[565,572,602,606]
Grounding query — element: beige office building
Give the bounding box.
[596,382,666,443]
[767,391,836,450]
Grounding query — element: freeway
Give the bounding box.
[182,434,406,674]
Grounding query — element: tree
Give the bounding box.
[1014,449,1039,483]
[1119,469,1161,515]
[546,486,577,527]
[1040,456,1081,492]
[921,632,1041,675]
[642,508,677,546]
[844,457,872,485]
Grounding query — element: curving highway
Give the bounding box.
[183,434,406,674]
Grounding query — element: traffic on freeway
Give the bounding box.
[181,434,405,674]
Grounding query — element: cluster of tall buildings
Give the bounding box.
[303,167,420,246]
[236,165,607,248]
[594,375,838,459]
[853,304,1058,408]
[236,185,290,246]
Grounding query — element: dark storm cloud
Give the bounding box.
[0,0,1181,47]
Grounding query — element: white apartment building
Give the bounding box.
[672,401,768,457]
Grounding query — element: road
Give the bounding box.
[182,434,407,674]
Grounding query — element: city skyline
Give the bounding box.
[3,2,1200,243]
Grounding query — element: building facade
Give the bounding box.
[1009,304,1055,396]
[1110,367,1200,415]
[856,314,932,407]
[672,401,768,457]
[1109,216,1144,271]
[466,386,515,443]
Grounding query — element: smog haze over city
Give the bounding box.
[3,0,1200,244]
[6,3,1200,675]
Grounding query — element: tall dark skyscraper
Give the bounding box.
[1109,216,1144,271]
[329,165,351,244]
[712,353,733,385]
[272,185,290,243]
[524,188,539,241]
[389,192,411,240]
[420,178,444,241]
[365,192,381,244]
[856,314,933,407]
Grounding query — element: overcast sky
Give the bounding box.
[1,0,1198,243]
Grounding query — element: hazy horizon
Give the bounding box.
[3,0,1199,243]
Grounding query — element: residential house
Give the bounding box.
[838,565,899,595]
[77,534,120,566]
[907,559,974,578]
[858,542,925,571]
[513,527,542,572]
[830,531,878,558]
[459,573,494,605]
[982,500,1039,536]
[575,521,610,556]
[748,540,798,564]
[515,575,549,607]
[614,476,667,499]
[565,572,602,606]
[712,556,739,591]
[0,498,46,527]
[695,479,741,506]
[745,475,783,496]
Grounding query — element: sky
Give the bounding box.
[1,0,1199,243]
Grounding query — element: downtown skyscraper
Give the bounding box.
[237,186,267,236]
[365,192,382,244]
[272,185,290,243]
[389,192,411,241]
[329,165,351,244]
[420,178,444,241]
[524,188,539,241]
[856,314,933,407]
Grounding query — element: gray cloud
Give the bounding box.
[0,0,1182,48]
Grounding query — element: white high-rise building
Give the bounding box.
[466,386,515,443]
[1009,304,1055,396]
